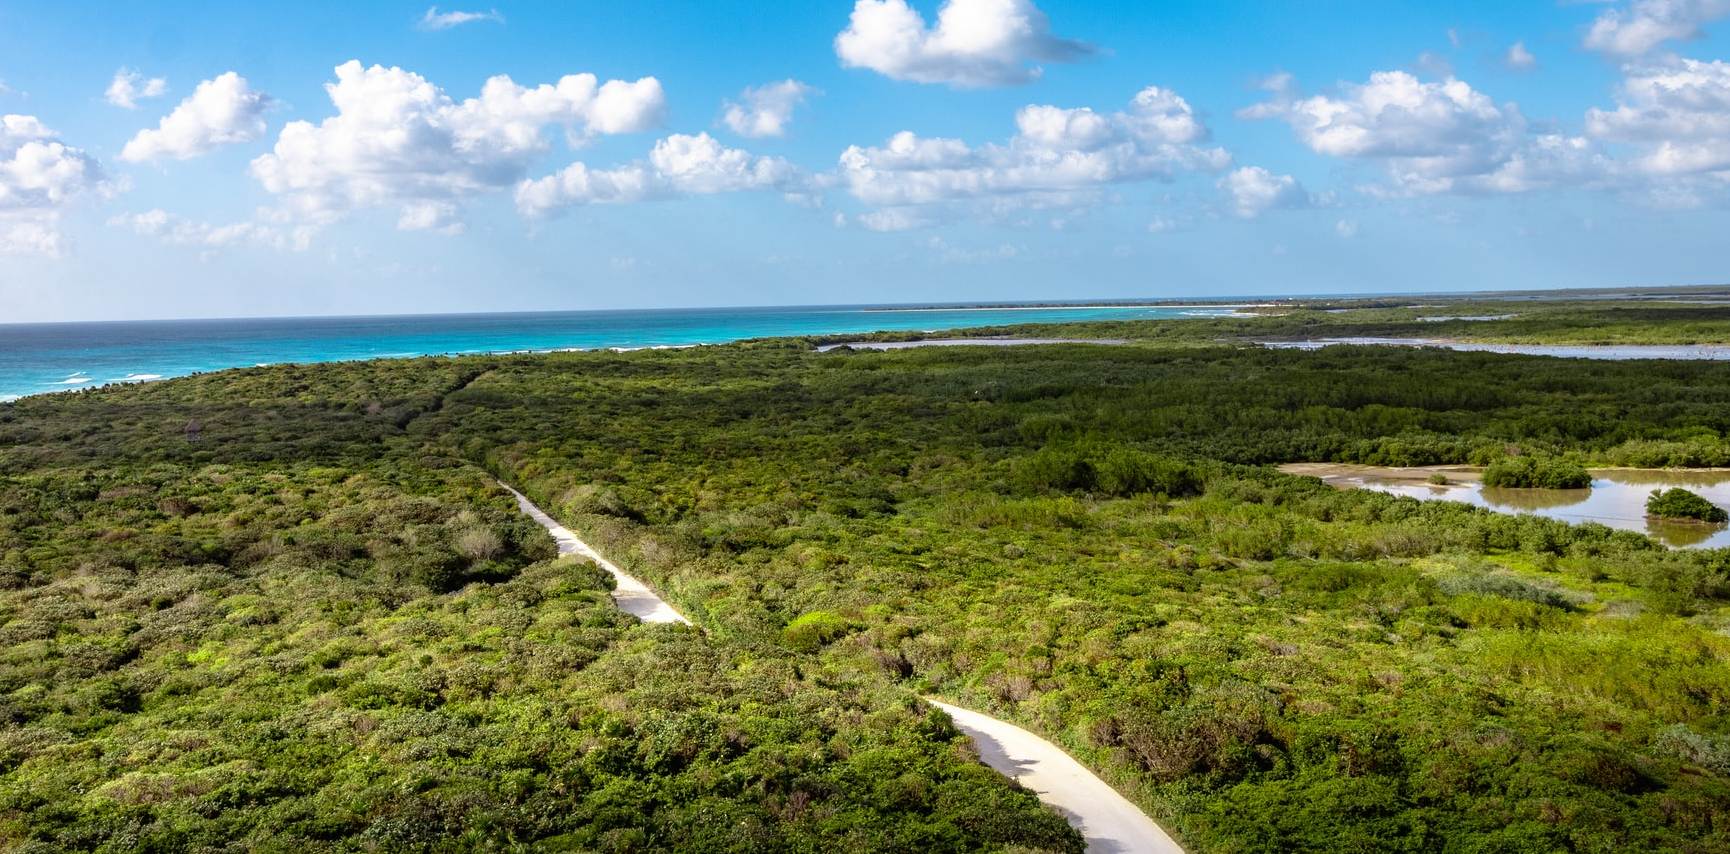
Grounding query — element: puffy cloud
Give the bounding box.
[0,116,105,210]
[1586,57,1730,175]
[1584,0,1730,57]
[1219,166,1310,218]
[1335,218,1359,238]
[251,60,665,228]
[648,132,800,193]
[1,114,108,256]
[109,208,312,251]
[1505,42,1537,71]
[721,80,816,138]
[120,72,270,162]
[105,68,167,109]
[837,85,1228,216]
[834,0,1092,88]
[396,201,464,233]
[418,6,503,30]
[516,132,801,217]
[1243,70,1609,194]
[1241,71,1509,162]
[0,219,60,255]
[1459,133,1616,194]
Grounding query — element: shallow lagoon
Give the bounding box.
[1258,338,1730,361]
[1283,463,1730,548]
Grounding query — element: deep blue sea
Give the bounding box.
[0,303,1242,402]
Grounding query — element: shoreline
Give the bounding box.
[858,304,1267,313]
[815,337,1131,352]
[1,304,1204,403]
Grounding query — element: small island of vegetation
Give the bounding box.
[1647,487,1730,524]
[1481,455,1594,489]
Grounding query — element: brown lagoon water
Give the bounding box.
[1283,464,1730,548]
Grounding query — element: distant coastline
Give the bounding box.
[7,285,1729,403]
[0,302,1227,403]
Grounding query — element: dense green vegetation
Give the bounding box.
[5,301,1730,851]
[0,364,1075,852]
[1647,488,1730,524]
[1481,456,1593,489]
[433,340,1730,853]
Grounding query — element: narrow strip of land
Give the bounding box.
[501,483,690,625]
[816,337,1128,352]
[505,481,1180,852]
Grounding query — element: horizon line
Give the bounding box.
[6,281,1727,328]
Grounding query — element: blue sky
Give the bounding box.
[1,0,1728,321]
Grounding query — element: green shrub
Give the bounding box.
[1437,571,1578,610]
[1094,449,1205,498]
[1012,448,1095,493]
[1646,488,1729,523]
[1482,456,1592,489]
[782,610,855,652]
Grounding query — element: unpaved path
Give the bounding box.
[505,482,1178,850]
[501,483,690,625]
[926,700,1184,853]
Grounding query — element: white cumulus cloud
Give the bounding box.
[1219,166,1310,218]
[105,68,168,109]
[721,80,816,138]
[1587,56,1730,175]
[835,0,1092,88]
[1,114,108,256]
[250,60,665,229]
[418,6,503,30]
[837,84,1227,221]
[515,132,802,217]
[1584,0,1730,57]
[120,72,271,162]
[1242,70,1612,195]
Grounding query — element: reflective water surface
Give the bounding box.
[1258,338,1730,361]
[1282,464,1730,548]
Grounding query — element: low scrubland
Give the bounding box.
[3,302,1729,851]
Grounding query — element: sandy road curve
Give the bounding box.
[501,483,689,625]
[504,482,1178,850]
[926,700,1185,854]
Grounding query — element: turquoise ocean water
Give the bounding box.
[0,303,1240,402]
